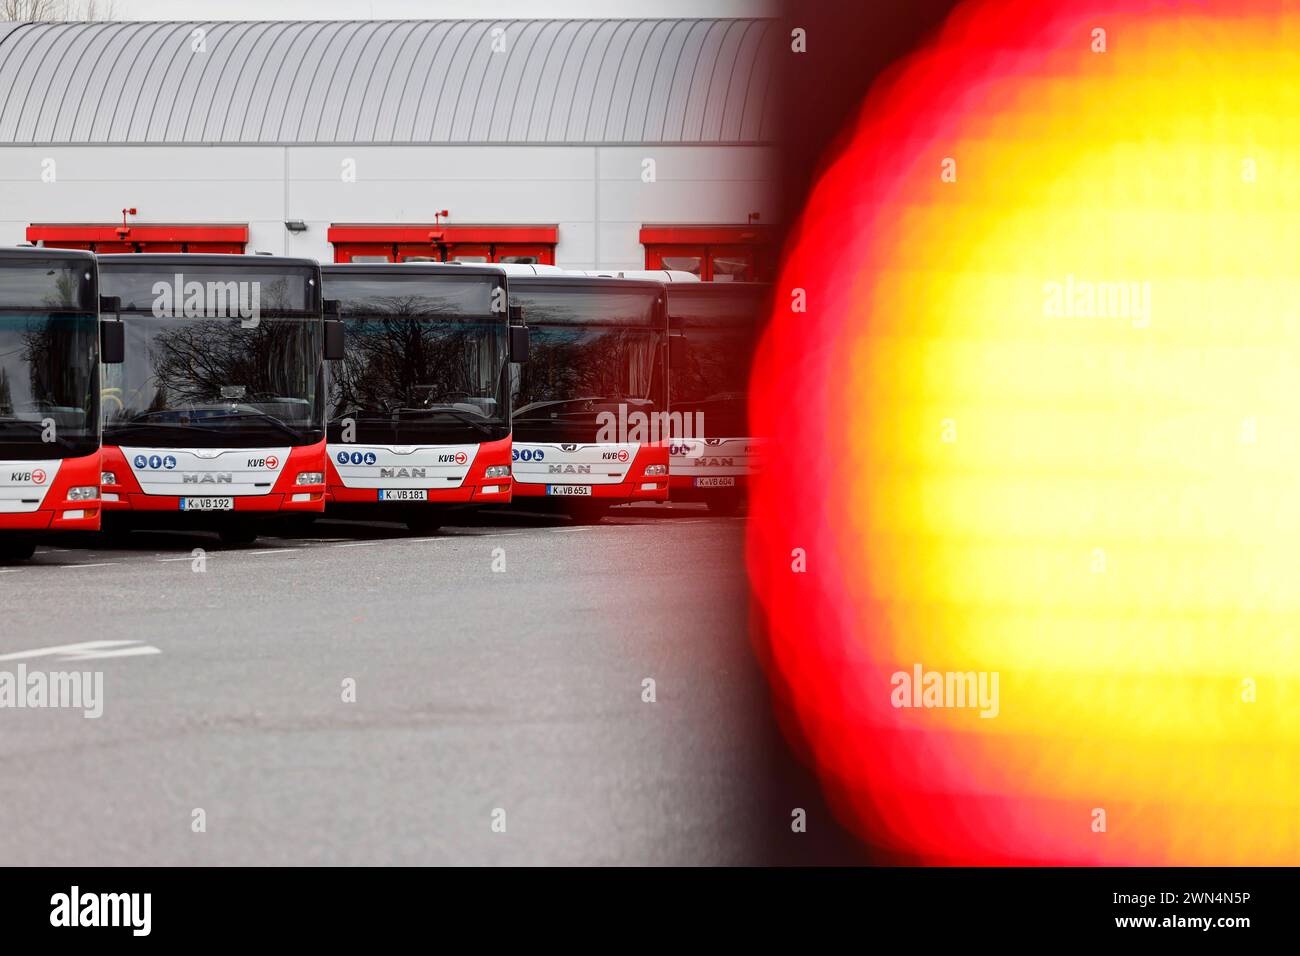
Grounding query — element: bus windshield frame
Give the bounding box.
[0,253,100,461]
[323,269,511,446]
[509,280,667,442]
[98,259,326,450]
[666,283,768,437]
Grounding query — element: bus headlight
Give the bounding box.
[643,464,668,476]
[101,471,116,485]
[296,472,324,485]
[484,465,510,478]
[68,486,100,501]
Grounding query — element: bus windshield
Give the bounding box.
[99,262,324,449]
[509,284,665,439]
[0,257,99,460]
[668,285,766,436]
[324,272,510,445]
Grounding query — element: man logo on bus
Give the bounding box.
[560,444,578,452]
[31,468,46,485]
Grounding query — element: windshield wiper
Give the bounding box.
[111,407,302,441]
[512,396,653,419]
[193,409,302,442]
[388,406,496,436]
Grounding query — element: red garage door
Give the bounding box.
[26,223,248,254]
[328,224,557,265]
[640,225,776,282]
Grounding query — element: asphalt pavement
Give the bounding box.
[0,503,867,865]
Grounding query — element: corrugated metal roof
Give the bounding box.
[0,18,779,145]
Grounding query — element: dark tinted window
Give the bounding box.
[100,263,319,314]
[325,274,498,318]
[510,285,659,328]
[667,286,768,329]
[0,258,95,312]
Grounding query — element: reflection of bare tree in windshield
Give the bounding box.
[20,322,56,409]
[261,276,292,312]
[514,328,658,416]
[147,319,312,412]
[330,294,501,417]
[668,329,752,435]
[0,316,96,444]
[671,328,752,405]
[43,270,81,311]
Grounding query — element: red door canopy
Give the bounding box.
[328,224,557,265]
[640,224,775,281]
[26,223,248,255]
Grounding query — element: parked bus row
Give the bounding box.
[0,248,766,562]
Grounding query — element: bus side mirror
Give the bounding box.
[669,334,686,368]
[510,325,530,363]
[99,295,124,364]
[323,300,346,361]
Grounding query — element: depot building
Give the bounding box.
[0,17,780,281]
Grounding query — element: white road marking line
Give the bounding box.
[0,639,160,662]
[75,645,162,659]
[156,555,197,563]
[331,541,384,548]
[550,527,594,532]
[0,568,23,574]
[247,549,296,556]
[61,562,118,569]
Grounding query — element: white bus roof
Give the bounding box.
[570,269,700,282]
[493,263,568,276]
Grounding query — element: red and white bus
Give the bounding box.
[0,248,117,562]
[663,279,768,514]
[502,267,670,520]
[579,271,768,515]
[96,254,341,546]
[320,263,521,533]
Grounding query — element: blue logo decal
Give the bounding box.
[350,451,364,465]
[363,452,377,465]
[148,455,163,469]
[336,451,350,465]
[163,455,177,470]
[133,455,147,468]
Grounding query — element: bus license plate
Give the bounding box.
[547,485,591,496]
[378,489,428,501]
[694,477,736,488]
[180,497,234,511]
